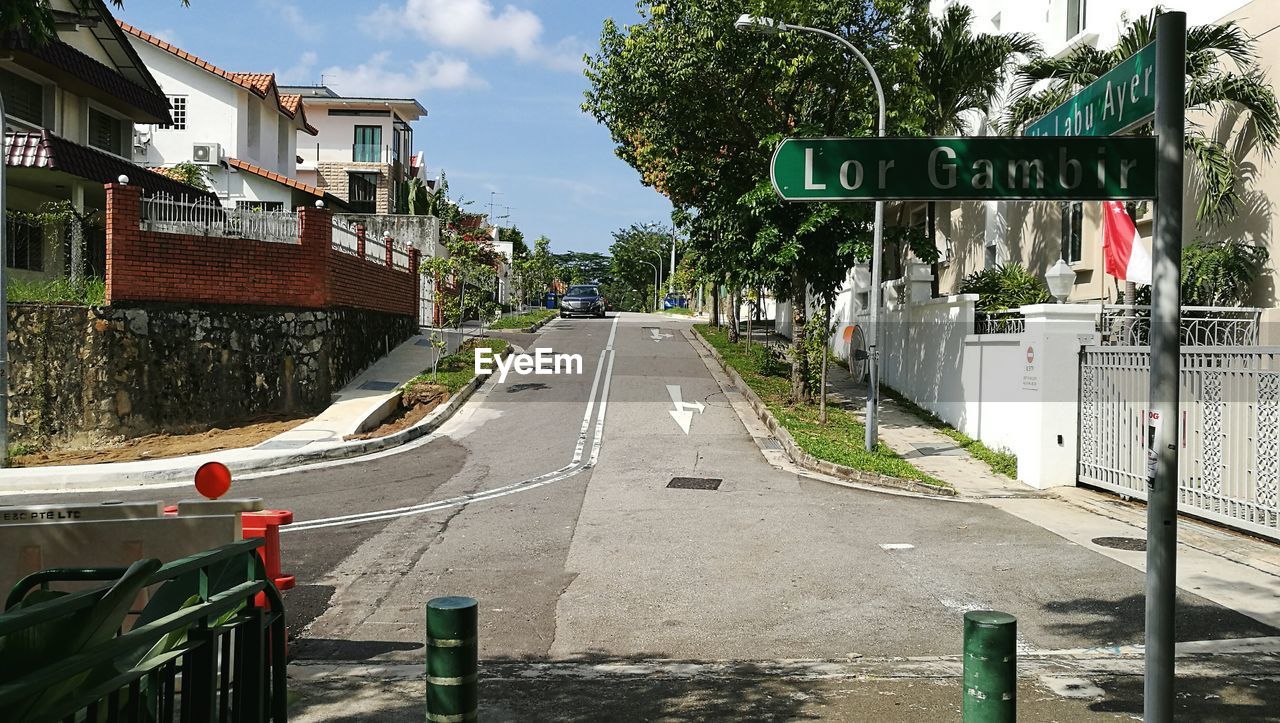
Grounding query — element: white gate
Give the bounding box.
[1078,346,1280,540]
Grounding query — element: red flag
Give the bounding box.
[1101,202,1152,285]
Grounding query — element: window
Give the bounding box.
[1061,201,1083,264]
[159,95,186,130]
[353,125,382,162]
[1,68,45,127]
[348,171,379,213]
[6,216,44,272]
[1066,0,1087,40]
[88,108,125,155]
[236,201,285,212]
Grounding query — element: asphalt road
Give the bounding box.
[10,312,1278,719]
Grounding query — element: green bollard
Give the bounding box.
[426,596,478,723]
[963,610,1017,723]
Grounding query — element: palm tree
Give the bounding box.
[1004,8,1280,226]
[916,4,1041,249]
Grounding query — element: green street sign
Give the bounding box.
[770,136,1157,201]
[1024,42,1156,137]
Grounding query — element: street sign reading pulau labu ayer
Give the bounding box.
[770,136,1157,201]
[1024,42,1156,138]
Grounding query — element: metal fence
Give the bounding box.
[974,310,1026,335]
[1078,345,1280,540]
[0,539,287,721]
[1099,305,1261,346]
[141,194,300,245]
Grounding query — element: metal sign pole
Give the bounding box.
[1145,11,1185,722]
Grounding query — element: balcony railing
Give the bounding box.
[974,310,1026,335]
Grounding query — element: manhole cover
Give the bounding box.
[667,477,722,491]
[1092,536,1147,551]
[358,380,399,392]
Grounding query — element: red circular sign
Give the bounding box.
[1026,346,1035,364]
[194,461,232,500]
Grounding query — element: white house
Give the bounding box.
[119,22,332,211]
[279,85,426,214]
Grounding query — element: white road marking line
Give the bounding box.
[289,315,622,531]
[878,543,914,550]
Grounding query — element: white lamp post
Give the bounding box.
[1046,258,1077,304]
[736,14,887,451]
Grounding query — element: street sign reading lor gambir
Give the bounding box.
[770,136,1157,201]
[1024,42,1156,138]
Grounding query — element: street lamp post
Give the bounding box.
[640,259,659,312]
[669,224,677,295]
[736,14,886,451]
[647,248,664,310]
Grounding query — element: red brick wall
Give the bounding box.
[105,184,418,316]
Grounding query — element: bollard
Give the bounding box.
[963,610,1017,722]
[426,596,478,723]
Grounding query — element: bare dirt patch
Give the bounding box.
[12,414,311,467]
[346,381,451,440]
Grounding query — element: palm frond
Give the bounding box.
[1185,134,1241,225]
[1187,69,1280,159]
[1187,21,1255,70]
[1000,87,1070,134]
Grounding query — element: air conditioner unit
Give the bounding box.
[192,142,221,166]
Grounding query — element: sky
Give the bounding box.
[116,0,673,255]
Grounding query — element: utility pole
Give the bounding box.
[1145,12,1185,722]
[487,191,503,222]
[669,223,676,295]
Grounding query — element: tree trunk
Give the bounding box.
[728,286,741,344]
[711,283,720,327]
[790,269,809,404]
[745,290,753,350]
[819,305,830,424]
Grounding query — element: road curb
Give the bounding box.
[690,328,956,498]
[0,360,497,494]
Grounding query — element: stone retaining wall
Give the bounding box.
[7,303,414,447]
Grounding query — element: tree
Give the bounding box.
[584,0,934,401]
[609,223,675,311]
[1004,7,1280,226]
[554,251,612,286]
[6,1,189,45]
[916,4,1039,243]
[500,226,529,259]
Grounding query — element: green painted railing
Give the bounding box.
[0,539,287,722]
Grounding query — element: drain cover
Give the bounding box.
[1092,536,1147,551]
[759,438,783,450]
[723,385,740,393]
[667,477,722,491]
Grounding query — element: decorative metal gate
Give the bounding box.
[1078,346,1280,540]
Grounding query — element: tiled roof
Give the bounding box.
[5,131,220,202]
[280,94,303,115]
[228,157,322,197]
[0,31,171,122]
[116,22,317,135]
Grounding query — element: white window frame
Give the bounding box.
[158,95,187,131]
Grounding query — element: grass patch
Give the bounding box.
[8,277,106,305]
[663,306,695,316]
[695,324,948,489]
[411,338,511,393]
[879,386,1018,478]
[489,309,556,330]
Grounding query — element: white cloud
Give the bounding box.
[277,51,318,85]
[259,0,321,37]
[321,51,486,96]
[365,0,584,71]
[149,28,181,46]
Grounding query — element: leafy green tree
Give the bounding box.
[916,4,1039,242]
[164,161,209,192]
[585,0,933,401]
[500,226,528,258]
[609,223,674,311]
[554,251,613,286]
[1004,7,1280,226]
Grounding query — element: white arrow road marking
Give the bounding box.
[648,328,674,342]
[666,384,705,435]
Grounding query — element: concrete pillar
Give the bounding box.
[1015,303,1101,489]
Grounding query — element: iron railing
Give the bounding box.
[974,310,1026,335]
[141,194,300,245]
[1099,304,1261,346]
[331,216,361,257]
[333,213,439,254]
[1079,345,1280,541]
[0,539,287,722]
[329,215,419,271]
